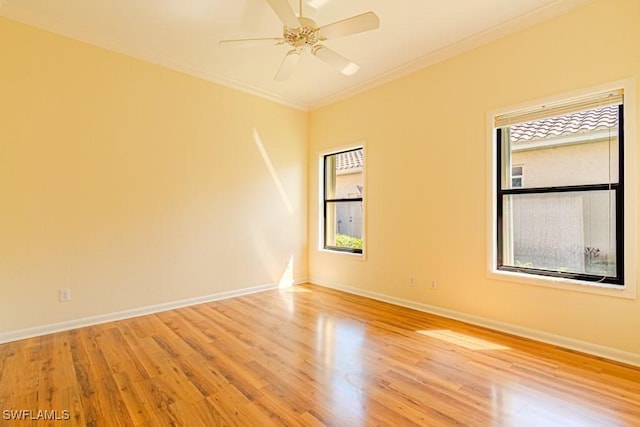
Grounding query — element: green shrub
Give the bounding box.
[336,234,363,249]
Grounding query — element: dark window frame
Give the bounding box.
[323,148,364,254]
[496,104,625,285]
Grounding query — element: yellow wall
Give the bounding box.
[309,0,640,354]
[0,17,308,333]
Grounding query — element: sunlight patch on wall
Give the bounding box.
[279,255,294,288]
[417,330,510,351]
[253,129,293,214]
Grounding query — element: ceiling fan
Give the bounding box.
[219,0,380,81]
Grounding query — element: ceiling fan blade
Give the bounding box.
[317,12,380,39]
[274,50,301,81]
[266,0,300,29]
[312,45,359,76]
[218,37,284,48]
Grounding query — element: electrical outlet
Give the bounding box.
[430,280,437,289]
[409,275,416,287]
[59,288,71,303]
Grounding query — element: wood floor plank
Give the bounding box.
[1,283,640,426]
[79,373,134,427]
[110,370,158,425]
[0,344,40,406]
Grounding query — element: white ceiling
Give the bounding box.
[0,0,592,110]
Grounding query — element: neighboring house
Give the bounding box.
[334,149,364,239]
[507,105,619,275]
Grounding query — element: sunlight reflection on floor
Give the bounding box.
[417,329,510,351]
[316,315,367,426]
[278,286,312,293]
[490,382,624,426]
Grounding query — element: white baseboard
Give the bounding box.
[311,279,640,368]
[0,280,305,344]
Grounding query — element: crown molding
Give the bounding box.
[309,0,595,110]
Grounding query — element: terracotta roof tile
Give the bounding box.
[511,105,618,143]
[336,149,363,170]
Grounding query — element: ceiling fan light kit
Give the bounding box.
[219,0,379,81]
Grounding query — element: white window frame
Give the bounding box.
[318,143,366,257]
[486,79,637,299]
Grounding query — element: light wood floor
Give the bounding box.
[1,284,640,426]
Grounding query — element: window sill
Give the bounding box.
[318,248,366,260]
[488,268,636,299]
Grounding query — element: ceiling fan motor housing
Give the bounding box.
[284,18,321,49]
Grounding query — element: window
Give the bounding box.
[511,165,523,188]
[494,89,624,285]
[323,148,364,254]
